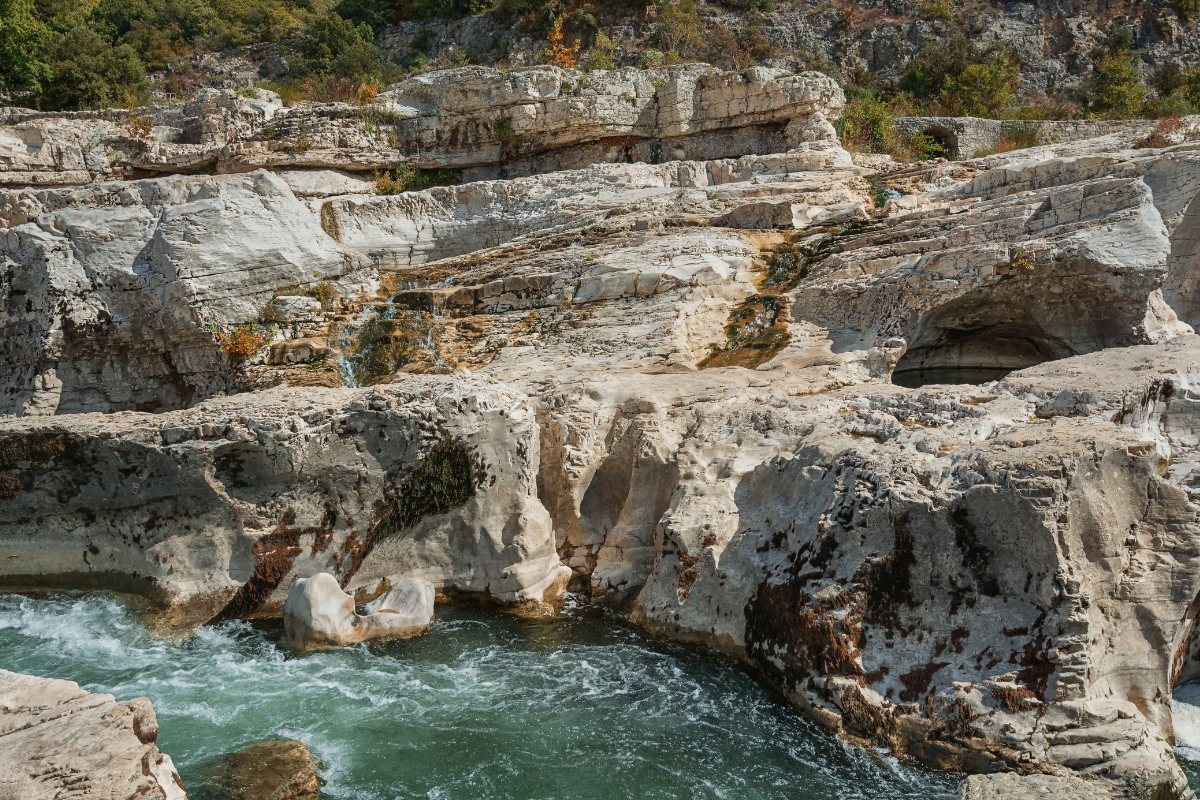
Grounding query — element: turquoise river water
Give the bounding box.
[4,590,1200,799]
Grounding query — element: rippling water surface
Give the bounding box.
[1173,682,1200,789]
[0,591,958,800]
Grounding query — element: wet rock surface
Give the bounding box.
[196,738,321,800]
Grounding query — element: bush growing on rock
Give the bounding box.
[213,324,273,360]
[652,0,705,62]
[1174,0,1200,19]
[940,51,1019,117]
[1085,22,1146,119]
[836,94,944,161]
[583,31,616,70]
[916,0,952,21]
[374,165,461,194]
[900,35,1020,117]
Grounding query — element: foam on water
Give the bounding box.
[1,591,959,800]
[1174,680,1200,793]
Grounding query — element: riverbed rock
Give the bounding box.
[198,738,320,800]
[284,572,435,652]
[8,64,1200,800]
[0,669,186,800]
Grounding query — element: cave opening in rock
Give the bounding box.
[921,126,957,159]
[891,298,1072,388]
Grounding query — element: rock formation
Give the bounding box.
[0,669,186,800]
[284,572,435,652]
[0,374,568,626]
[0,169,376,416]
[6,62,1200,799]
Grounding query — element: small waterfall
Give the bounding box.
[330,279,453,387]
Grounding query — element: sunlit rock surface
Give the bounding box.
[284,572,434,652]
[0,669,186,800]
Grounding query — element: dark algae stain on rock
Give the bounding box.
[358,438,485,568]
[0,431,71,503]
[211,508,334,623]
[950,507,1000,598]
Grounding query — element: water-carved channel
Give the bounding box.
[0,591,960,800]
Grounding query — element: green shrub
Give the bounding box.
[901,35,986,99]
[917,0,953,21]
[1106,22,1135,54]
[836,94,946,161]
[653,0,705,61]
[1155,64,1185,97]
[1087,50,1145,118]
[900,35,1020,117]
[491,116,516,146]
[1174,0,1200,19]
[941,53,1019,116]
[0,0,52,102]
[42,26,147,109]
[446,45,475,67]
[1146,90,1196,118]
[374,164,462,194]
[584,31,616,71]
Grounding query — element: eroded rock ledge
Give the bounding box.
[0,65,843,185]
[0,373,568,628]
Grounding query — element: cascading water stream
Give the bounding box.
[0,591,959,800]
[332,279,454,388]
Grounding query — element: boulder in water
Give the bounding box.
[198,738,321,800]
[284,572,435,652]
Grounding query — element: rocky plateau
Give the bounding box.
[5,62,1200,799]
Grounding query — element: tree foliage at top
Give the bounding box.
[0,0,411,109]
[0,0,53,100]
[900,35,1020,115]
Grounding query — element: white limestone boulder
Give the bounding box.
[0,669,186,800]
[284,572,435,652]
[0,170,373,416]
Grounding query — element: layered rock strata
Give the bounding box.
[0,66,843,185]
[0,669,186,800]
